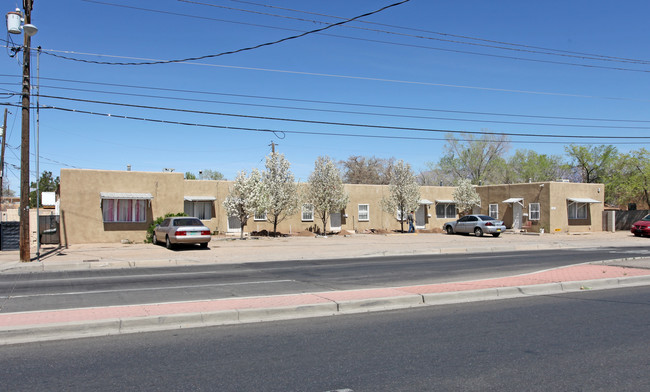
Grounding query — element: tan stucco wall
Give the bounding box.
[60,169,185,244]
[475,182,604,233]
[59,169,605,244]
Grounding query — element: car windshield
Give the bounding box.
[174,218,203,227]
[642,215,650,221]
[478,215,495,221]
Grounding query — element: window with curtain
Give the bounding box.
[529,203,541,220]
[358,204,369,221]
[102,199,147,222]
[489,204,499,219]
[184,201,212,220]
[436,203,456,218]
[302,204,314,221]
[568,202,588,219]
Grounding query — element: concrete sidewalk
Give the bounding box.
[1,231,649,345]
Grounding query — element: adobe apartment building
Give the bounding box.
[59,168,604,244]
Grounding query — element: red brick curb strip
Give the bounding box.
[2,264,650,345]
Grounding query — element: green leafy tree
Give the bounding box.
[381,160,420,232]
[184,172,197,180]
[608,148,650,208]
[29,171,60,208]
[564,145,617,184]
[262,152,299,235]
[434,133,510,185]
[306,156,349,235]
[199,169,225,181]
[505,150,570,183]
[452,178,481,215]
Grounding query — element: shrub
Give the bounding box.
[145,212,187,243]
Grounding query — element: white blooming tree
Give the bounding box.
[306,156,349,235]
[381,160,420,232]
[223,169,265,239]
[452,178,481,215]
[262,152,299,235]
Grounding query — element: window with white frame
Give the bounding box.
[436,203,456,219]
[489,204,499,219]
[568,202,588,219]
[358,204,369,221]
[184,201,212,220]
[254,211,267,221]
[302,204,314,221]
[102,199,147,223]
[529,203,541,221]
[396,209,404,221]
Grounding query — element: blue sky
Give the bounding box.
[2,0,650,191]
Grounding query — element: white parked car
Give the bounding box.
[443,215,506,237]
[153,217,211,249]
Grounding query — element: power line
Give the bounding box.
[4,101,648,145]
[50,0,411,66]
[73,2,650,74]
[1,75,644,122]
[181,0,650,66]
[35,104,650,146]
[224,0,650,65]
[32,95,650,138]
[20,85,650,130]
[6,53,650,102]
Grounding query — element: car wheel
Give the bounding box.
[445,226,454,235]
[166,236,173,249]
[492,233,501,238]
[200,242,208,249]
[152,233,158,245]
[474,227,484,237]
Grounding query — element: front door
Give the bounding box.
[416,206,426,229]
[227,215,241,233]
[330,213,341,233]
[512,203,522,230]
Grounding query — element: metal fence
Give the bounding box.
[0,221,20,250]
[614,210,650,231]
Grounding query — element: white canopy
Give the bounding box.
[502,197,524,205]
[435,200,455,204]
[419,199,434,205]
[100,192,153,200]
[567,197,601,204]
[184,196,217,202]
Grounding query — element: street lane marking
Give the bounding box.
[0,279,296,299]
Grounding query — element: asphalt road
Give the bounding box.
[1,246,648,313]
[1,286,648,391]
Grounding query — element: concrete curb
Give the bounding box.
[3,275,650,346]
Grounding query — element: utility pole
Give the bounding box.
[19,0,34,262]
[269,141,277,154]
[0,109,7,204]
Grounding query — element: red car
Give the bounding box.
[631,214,650,237]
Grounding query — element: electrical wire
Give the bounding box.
[74,2,650,73]
[1,75,647,123]
[3,102,648,145]
[31,95,650,138]
[17,85,650,130]
[50,0,411,66]
[223,0,650,64]
[181,0,650,66]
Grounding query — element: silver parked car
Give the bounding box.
[153,217,211,249]
[443,214,506,237]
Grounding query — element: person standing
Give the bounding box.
[407,210,415,233]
